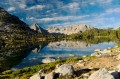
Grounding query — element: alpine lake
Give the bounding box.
[0,38,118,72]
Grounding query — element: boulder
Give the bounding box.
[102,49,111,53]
[55,64,74,76]
[94,49,101,52]
[116,64,120,72]
[88,68,115,79]
[42,57,55,64]
[91,49,102,57]
[76,60,85,66]
[91,49,112,57]
[45,72,55,79]
[56,64,62,69]
[109,71,120,79]
[30,73,41,79]
[91,52,101,57]
[116,54,120,60]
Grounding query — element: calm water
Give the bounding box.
[12,40,116,69]
[0,40,116,71]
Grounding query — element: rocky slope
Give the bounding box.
[0,7,34,34]
[30,23,48,34]
[47,24,91,35]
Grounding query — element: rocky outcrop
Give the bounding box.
[0,7,37,41]
[55,64,74,76]
[0,7,33,33]
[42,57,56,64]
[47,24,91,35]
[30,23,48,34]
[91,49,112,57]
[88,68,115,79]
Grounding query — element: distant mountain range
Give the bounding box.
[30,23,92,35]
[47,24,92,35]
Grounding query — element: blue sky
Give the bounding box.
[0,0,120,29]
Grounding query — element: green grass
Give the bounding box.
[81,56,98,61]
[0,57,80,79]
[0,56,97,79]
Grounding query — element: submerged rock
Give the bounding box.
[88,68,115,79]
[42,57,56,64]
[55,64,74,76]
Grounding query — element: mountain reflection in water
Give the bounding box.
[48,41,90,49]
[12,40,116,69]
[0,43,47,71]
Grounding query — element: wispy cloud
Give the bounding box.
[63,2,80,9]
[61,2,80,13]
[26,5,45,10]
[1,0,120,28]
[97,0,112,4]
[106,7,120,14]
[19,3,26,9]
[27,15,89,23]
[7,7,15,12]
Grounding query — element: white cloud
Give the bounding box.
[93,7,120,18]
[7,7,15,12]
[89,2,96,5]
[90,0,112,4]
[26,5,45,10]
[39,15,89,22]
[19,3,26,9]
[62,2,80,13]
[79,0,112,6]
[98,0,112,4]
[106,8,120,14]
[26,15,89,26]
[27,17,34,20]
[66,2,79,9]
[48,20,92,28]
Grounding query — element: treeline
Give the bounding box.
[67,28,120,40]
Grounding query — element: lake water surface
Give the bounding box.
[11,40,116,69]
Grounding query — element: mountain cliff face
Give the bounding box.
[0,7,33,34]
[30,23,48,34]
[47,24,91,35]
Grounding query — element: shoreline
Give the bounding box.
[1,45,120,79]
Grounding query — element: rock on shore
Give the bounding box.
[88,68,115,79]
[55,64,74,76]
